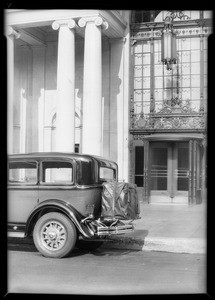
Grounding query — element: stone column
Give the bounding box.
[78,17,108,156]
[5,26,20,154]
[52,19,76,152]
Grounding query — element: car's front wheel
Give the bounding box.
[33,212,77,258]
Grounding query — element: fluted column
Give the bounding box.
[5,26,20,154]
[52,19,76,152]
[78,17,108,156]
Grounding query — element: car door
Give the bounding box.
[38,158,76,205]
[8,159,39,225]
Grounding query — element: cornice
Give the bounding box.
[5,9,127,38]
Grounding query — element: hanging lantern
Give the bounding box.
[161,17,177,70]
[161,11,190,70]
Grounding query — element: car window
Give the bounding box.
[99,167,115,181]
[41,161,73,184]
[76,160,97,185]
[8,161,37,184]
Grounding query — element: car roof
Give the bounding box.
[8,152,118,169]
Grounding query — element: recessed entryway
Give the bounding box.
[149,142,189,204]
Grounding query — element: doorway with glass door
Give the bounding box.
[149,142,189,204]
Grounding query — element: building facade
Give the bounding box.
[5,10,212,204]
[129,10,212,204]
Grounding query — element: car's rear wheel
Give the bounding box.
[33,212,77,258]
[76,239,103,251]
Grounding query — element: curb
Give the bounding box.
[101,236,206,254]
[143,237,206,254]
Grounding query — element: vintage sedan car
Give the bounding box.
[7,152,139,258]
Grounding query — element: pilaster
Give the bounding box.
[5,26,20,154]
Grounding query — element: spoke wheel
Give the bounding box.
[41,220,67,251]
[33,212,77,258]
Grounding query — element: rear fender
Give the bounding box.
[25,199,95,238]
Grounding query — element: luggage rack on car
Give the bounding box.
[96,223,134,236]
[81,216,134,236]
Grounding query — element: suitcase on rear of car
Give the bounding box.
[101,181,140,220]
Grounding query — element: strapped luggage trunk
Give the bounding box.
[101,181,140,220]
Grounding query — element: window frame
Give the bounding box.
[39,159,75,186]
[132,34,206,116]
[134,146,144,187]
[99,166,117,182]
[8,160,39,186]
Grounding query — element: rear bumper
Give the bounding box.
[96,223,134,236]
[81,216,135,238]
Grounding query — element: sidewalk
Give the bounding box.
[101,202,207,254]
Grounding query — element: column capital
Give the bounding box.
[78,16,108,30]
[52,19,76,31]
[5,26,20,39]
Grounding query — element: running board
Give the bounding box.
[8,232,25,238]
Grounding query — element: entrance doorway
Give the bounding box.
[149,142,189,204]
[133,136,204,205]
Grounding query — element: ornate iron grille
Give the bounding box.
[130,10,212,132]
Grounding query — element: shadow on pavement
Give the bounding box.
[8,237,36,252]
[7,239,140,258]
[90,248,141,256]
[7,229,148,257]
[7,237,89,257]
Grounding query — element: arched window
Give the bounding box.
[50,111,81,153]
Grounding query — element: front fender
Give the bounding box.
[25,199,94,238]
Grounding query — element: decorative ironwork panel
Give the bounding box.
[130,97,206,130]
[131,11,211,133]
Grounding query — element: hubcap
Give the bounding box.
[41,221,67,251]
